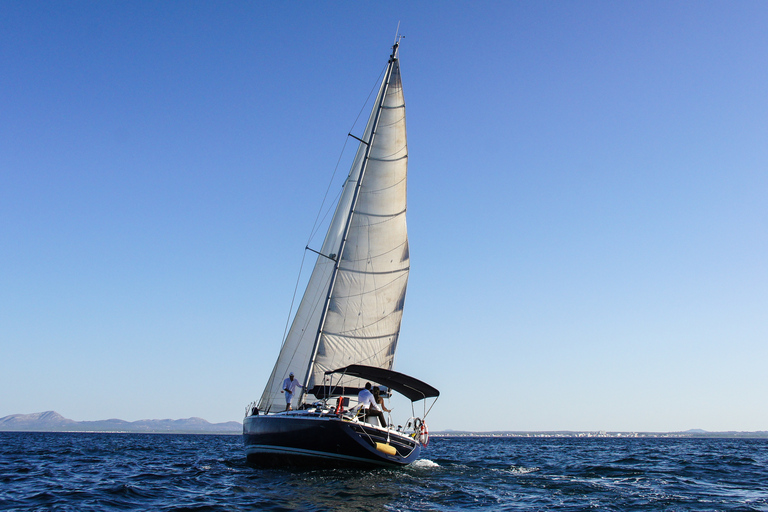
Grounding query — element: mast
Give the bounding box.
[299,42,401,404]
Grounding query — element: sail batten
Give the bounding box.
[258,49,408,412]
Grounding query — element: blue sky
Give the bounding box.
[2,2,766,432]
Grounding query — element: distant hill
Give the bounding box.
[0,411,241,434]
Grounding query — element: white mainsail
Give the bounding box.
[258,47,408,412]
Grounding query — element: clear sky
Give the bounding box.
[2,2,766,432]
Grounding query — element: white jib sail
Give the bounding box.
[258,51,408,412]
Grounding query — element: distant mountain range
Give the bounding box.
[0,411,241,434]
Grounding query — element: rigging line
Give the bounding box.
[309,186,342,244]
[272,268,333,406]
[350,65,387,135]
[264,257,334,410]
[279,248,310,349]
[306,64,386,247]
[307,66,388,245]
[279,261,334,370]
[282,265,339,402]
[307,137,348,245]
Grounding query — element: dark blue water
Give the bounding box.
[1,432,767,511]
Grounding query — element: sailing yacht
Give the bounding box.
[243,40,439,467]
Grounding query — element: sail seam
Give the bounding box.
[367,155,407,162]
[340,238,409,264]
[321,332,398,341]
[336,266,409,276]
[378,115,406,129]
[314,338,401,368]
[371,147,407,160]
[352,208,406,219]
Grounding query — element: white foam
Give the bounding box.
[413,459,440,468]
[508,465,539,474]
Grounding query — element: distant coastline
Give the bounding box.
[432,430,768,439]
[0,411,241,435]
[2,412,766,438]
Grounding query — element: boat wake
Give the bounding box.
[413,459,440,469]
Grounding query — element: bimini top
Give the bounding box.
[325,364,440,402]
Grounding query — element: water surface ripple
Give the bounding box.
[1,432,767,510]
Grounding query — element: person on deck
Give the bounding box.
[281,372,303,411]
[357,382,387,428]
[372,386,391,413]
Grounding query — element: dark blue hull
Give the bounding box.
[243,413,421,468]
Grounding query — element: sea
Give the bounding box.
[1,432,767,511]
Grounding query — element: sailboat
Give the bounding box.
[243,40,439,467]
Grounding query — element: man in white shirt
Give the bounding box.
[282,372,303,411]
[357,382,387,427]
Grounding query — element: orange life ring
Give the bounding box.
[418,420,429,446]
